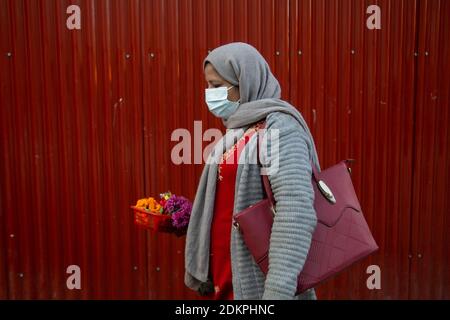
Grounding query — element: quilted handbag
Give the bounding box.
[233,121,378,294]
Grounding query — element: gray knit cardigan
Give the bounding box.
[230,111,318,300]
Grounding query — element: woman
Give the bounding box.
[185,42,321,300]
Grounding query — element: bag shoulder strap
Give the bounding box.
[256,121,276,206]
[256,120,322,204]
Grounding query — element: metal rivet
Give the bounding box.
[18,273,24,278]
[351,49,355,55]
[125,53,131,59]
[149,52,155,58]
[425,52,429,56]
[298,50,302,55]
[156,267,160,272]
[414,52,418,57]
[133,266,138,271]
[6,52,12,58]
[417,253,422,259]
[275,51,280,56]
[408,254,413,259]
[10,234,14,238]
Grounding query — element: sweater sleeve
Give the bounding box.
[261,113,317,300]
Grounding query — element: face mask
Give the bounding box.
[205,85,240,119]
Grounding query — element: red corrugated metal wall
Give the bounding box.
[0,0,449,299]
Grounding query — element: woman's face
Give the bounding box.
[204,63,240,102]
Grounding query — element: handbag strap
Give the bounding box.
[256,121,276,206]
[256,120,323,204]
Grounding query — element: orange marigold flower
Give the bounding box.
[136,198,148,208]
[147,197,163,214]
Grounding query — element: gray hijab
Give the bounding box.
[184,42,320,292]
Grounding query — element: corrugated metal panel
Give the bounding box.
[409,0,450,299]
[1,0,147,299]
[141,0,197,300]
[0,0,11,300]
[0,0,448,300]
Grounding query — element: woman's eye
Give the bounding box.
[206,84,222,89]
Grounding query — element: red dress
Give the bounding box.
[209,123,260,300]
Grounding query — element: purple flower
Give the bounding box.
[164,195,192,230]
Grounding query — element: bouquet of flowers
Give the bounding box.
[131,191,192,236]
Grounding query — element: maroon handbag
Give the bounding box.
[233,122,378,294]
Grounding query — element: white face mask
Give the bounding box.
[205,86,240,119]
